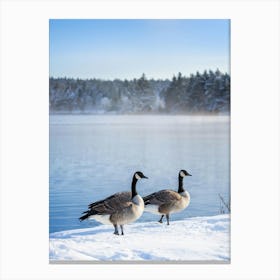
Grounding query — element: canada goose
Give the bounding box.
[79,171,148,235]
[143,170,191,225]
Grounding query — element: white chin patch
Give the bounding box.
[135,173,141,180]
[180,171,186,177]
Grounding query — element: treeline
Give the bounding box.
[49,69,230,114]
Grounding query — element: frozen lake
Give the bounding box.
[49,115,230,233]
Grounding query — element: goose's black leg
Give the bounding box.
[113,224,119,235]
[166,214,170,225]
[158,215,164,223]
[120,225,124,235]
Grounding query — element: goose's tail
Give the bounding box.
[143,193,154,205]
[79,209,98,221]
[79,212,90,221]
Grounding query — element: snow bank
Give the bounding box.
[49,214,230,262]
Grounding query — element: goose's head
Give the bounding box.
[134,171,148,180]
[179,169,192,178]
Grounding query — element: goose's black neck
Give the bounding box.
[131,176,138,198]
[178,175,185,193]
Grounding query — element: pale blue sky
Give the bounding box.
[49,19,230,80]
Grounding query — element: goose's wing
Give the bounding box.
[88,191,130,208]
[144,189,181,206]
[87,191,132,215]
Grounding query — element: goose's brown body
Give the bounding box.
[143,170,191,225]
[79,172,147,235]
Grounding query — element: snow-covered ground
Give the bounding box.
[49,214,230,262]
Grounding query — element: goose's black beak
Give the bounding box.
[187,173,192,176]
[143,175,148,179]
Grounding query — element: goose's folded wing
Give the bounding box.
[88,191,132,214]
[88,191,131,208]
[144,190,181,205]
[90,201,132,215]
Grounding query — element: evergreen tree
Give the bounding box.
[49,70,230,114]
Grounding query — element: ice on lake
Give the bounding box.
[49,115,230,233]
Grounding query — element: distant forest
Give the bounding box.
[49,69,230,114]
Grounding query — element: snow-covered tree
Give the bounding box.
[49,70,230,114]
